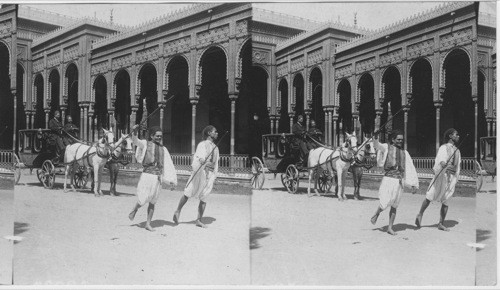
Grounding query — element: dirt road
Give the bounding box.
[13,170,251,285]
[251,174,477,286]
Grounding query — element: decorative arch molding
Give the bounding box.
[291,72,304,106]
[439,46,472,88]
[308,66,322,103]
[196,44,228,85]
[236,37,251,79]
[136,61,158,96]
[407,57,433,94]
[32,73,43,104]
[380,65,402,104]
[252,63,270,77]
[336,78,351,105]
[0,39,12,76]
[277,78,288,110]
[91,75,108,103]
[356,72,374,103]
[111,69,131,104]
[64,62,79,97]
[164,54,190,92]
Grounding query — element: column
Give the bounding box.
[289,112,294,133]
[331,113,337,147]
[229,94,238,156]
[403,107,409,150]
[159,102,165,132]
[83,104,88,141]
[324,108,328,145]
[434,100,442,154]
[45,109,50,129]
[375,110,382,133]
[130,107,138,132]
[270,116,275,134]
[25,113,30,130]
[79,104,84,136]
[190,100,197,154]
[473,98,478,158]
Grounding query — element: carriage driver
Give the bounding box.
[292,114,309,166]
[49,110,66,161]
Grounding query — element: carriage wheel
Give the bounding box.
[282,164,299,194]
[13,154,21,185]
[317,169,333,193]
[251,157,265,190]
[73,166,88,189]
[37,160,55,189]
[474,160,484,193]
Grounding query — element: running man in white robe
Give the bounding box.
[415,128,461,231]
[173,125,219,228]
[371,130,419,235]
[128,125,177,231]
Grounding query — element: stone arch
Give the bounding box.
[440,47,472,88]
[408,58,434,157]
[164,53,190,91]
[33,74,45,129]
[292,72,304,116]
[48,69,60,115]
[309,66,323,132]
[113,69,131,133]
[357,72,375,135]
[93,74,108,131]
[441,48,475,156]
[337,78,352,140]
[408,57,433,93]
[236,37,251,79]
[278,78,289,133]
[196,44,228,85]
[164,55,190,153]
[380,66,403,142]
[65,63,79,128]
[0,40,11,76]
[136,62,158,128]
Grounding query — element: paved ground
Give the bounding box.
[251,173,477,286]
[475,177,497,286]
[13,169,251,285]
[0,176,14,285]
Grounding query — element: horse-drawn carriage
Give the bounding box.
[251,132,373,198]
[16,129,89,189]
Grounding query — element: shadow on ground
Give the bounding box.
[250,227,271,250]
[476,229,492,249]
[13,222,30,244]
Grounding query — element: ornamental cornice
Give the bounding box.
[336,2,474,53]
[32,57,44,73]
[440,27,473,49]
[335,64,353,79]
[112,54,133,71]
[91,60,109,76]
[235,20,249,38]
[380,49,403,66]
[290,55,304,72]
[253,49,270,65]
[0,20,12,37]
[407,39,434,60]
[137,46,159,63]
[277,62,287,77]
[164,36,191,56]
[307,48,323,66]
[63,44,79,63]
[47,51,60,68]
[196,24,230,48]
[355,57,376,74]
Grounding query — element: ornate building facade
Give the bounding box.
[0,2,496,158]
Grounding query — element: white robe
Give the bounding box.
[184,140,219,202]
[132,135,178,205]
[374,140,419,210]
[426,143,461,205]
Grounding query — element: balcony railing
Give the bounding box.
[0,150,14,171]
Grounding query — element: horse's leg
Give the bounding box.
[336,163,344,201]
[64,164,69,192]
[110,164,116,196]
[97,164,104,196]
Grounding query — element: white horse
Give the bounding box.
[307,132,357,200]
[349,137,377,200]
[63,128,120,196]
[107,133,133,196]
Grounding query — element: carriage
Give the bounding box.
[15,129,88,189]
[250,133,334,194]
[475,136,497,191]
